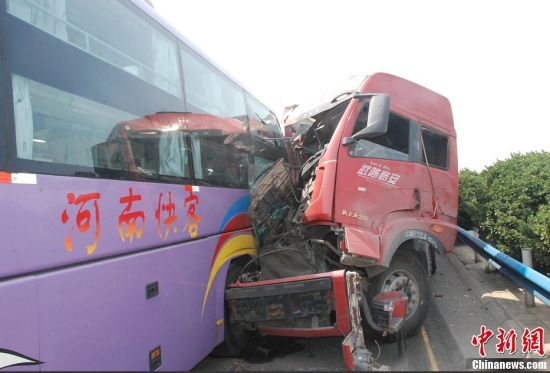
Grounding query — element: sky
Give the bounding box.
[153,0,550,171]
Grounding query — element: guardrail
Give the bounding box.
[456,226,550,307]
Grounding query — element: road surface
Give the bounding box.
[193,252,493,371]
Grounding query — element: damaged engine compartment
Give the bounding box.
[226,100,356,331]
[247,158,343,282]
[245,98,352,283]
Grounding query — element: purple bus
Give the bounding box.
[0,0,283,370]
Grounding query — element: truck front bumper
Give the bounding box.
[225,270,373,370]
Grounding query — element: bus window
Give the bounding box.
[245,93,281,139]
[7,0,182,98]
[93,112,250,187]
[125,128,192,180]
[245,93,285,181]
[180,46,247,119]
[190,131,249,188]
[12,74,135,167]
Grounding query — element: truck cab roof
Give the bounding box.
[285,72,455,138]
[358,73,455,136]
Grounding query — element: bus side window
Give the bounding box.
[92,139,126,174]
[180,46,246,119]
[191,134,248,188]
[7,0,183,98]
[11,74,134,168]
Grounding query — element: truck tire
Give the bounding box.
[362,250,430,342]
[211,257,252,357]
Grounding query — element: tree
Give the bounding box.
[480,152,550,268]
[458,169,486,231]
[458,151,550,268]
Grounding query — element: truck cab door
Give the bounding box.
[334,100,421,259]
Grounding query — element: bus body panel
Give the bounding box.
[0,175,250,279]
[0,230,254,370]
[0,279,41,371]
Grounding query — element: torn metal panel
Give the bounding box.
[249,158,300,248]
[247,152,344,281]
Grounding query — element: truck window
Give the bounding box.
[349,103,410,161]
[421,127,448,169]
[301,99,350,155]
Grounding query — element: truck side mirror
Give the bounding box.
[353,94,390,140]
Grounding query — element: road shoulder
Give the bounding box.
[435,244,550,359]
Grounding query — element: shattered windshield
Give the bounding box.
[284,74,364,125]
[300,99,351,156]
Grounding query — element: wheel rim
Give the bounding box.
[380,269,419,320]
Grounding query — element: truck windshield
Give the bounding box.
[300,99,350,156]
[285,74,364,125]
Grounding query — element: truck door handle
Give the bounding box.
[414,188,421,209]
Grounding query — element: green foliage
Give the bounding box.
[458,151,550,268]
[457,169,486,230]
[530,204,550,266]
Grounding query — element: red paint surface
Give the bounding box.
[298,73,458,265]
[0,172,11,183]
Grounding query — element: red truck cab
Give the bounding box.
[222,73,459,370]
[298,72,458,269]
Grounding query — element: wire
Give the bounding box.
[374,340,381,361]
[238,247,304,280]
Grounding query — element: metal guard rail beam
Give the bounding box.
[456,226,550,307]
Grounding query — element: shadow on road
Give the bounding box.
[241,336,306,364]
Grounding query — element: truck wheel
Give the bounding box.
[363,250,429,342]
[211,257,252,357]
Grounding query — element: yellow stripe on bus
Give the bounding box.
[201,234,256,316]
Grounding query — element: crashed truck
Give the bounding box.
[218,72,458,369]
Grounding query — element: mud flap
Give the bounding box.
[342,272,373,371]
